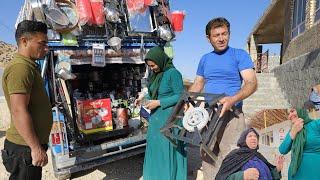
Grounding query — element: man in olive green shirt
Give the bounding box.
[1,20,52,180]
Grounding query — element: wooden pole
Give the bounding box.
[264,109,267,129]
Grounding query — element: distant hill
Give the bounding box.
[0,41,17,67]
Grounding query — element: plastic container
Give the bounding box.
[107,37,122,51]
[116,108,129,128]
[144,0,152,6]
[144,0,157,6]
[170,11,185,32]
[75,0,94,25]
[90,0,106,26]
[126,0,144,13]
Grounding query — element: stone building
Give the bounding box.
[247,0,320,108]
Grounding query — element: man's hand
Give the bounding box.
[243,168,259,180]
[219,96,236,117]
[31,146,48,167]
[275,155,285,172]
[145,100,160,110]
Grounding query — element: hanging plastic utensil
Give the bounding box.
[164,42,174,59]
[90,0,105,26]
[126,0,144,14]
[144,0,157,6]
[171,11,185,32]
[61,32,78,46]
[75,0,94,25]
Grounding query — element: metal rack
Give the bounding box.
[160,92,240,163]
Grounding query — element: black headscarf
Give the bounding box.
[215,128,275,180]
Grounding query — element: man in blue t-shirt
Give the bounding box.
[189,17,257,179]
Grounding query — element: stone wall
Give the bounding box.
[272,48,320,108]
[282,23,320,63]
[282,0,320,63]
[282,0,294,59]
[268,55,281,71]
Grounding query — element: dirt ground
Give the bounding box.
[0,129,203,180]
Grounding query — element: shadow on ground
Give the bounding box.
[68,146,203,180]
[70,154,144,180]
[101,154,144,180]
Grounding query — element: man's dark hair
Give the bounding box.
[15,20,47,44]
[205,17,230,36]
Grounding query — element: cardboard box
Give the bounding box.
[76,98,113,134]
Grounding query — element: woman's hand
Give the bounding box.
[145,100,160,110]
[134,93,145,107]
[134,98,142,107]
[275,155,285,172]
[243,168,259,180]
[290,118,304,139]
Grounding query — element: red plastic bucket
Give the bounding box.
[126,0,144,12]
[144,0,153,6]
[90,0,105,26]
[171,11,185,32]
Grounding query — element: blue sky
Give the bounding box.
[0,0,277,79]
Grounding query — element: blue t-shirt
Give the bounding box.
[196,46,254,107]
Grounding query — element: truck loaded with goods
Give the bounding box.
[16,0,185,179]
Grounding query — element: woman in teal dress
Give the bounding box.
[137,46,187,180]
[279,107,320,180]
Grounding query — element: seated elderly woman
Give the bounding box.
[215,128,284,180]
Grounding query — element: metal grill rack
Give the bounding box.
[160,91,239,163]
